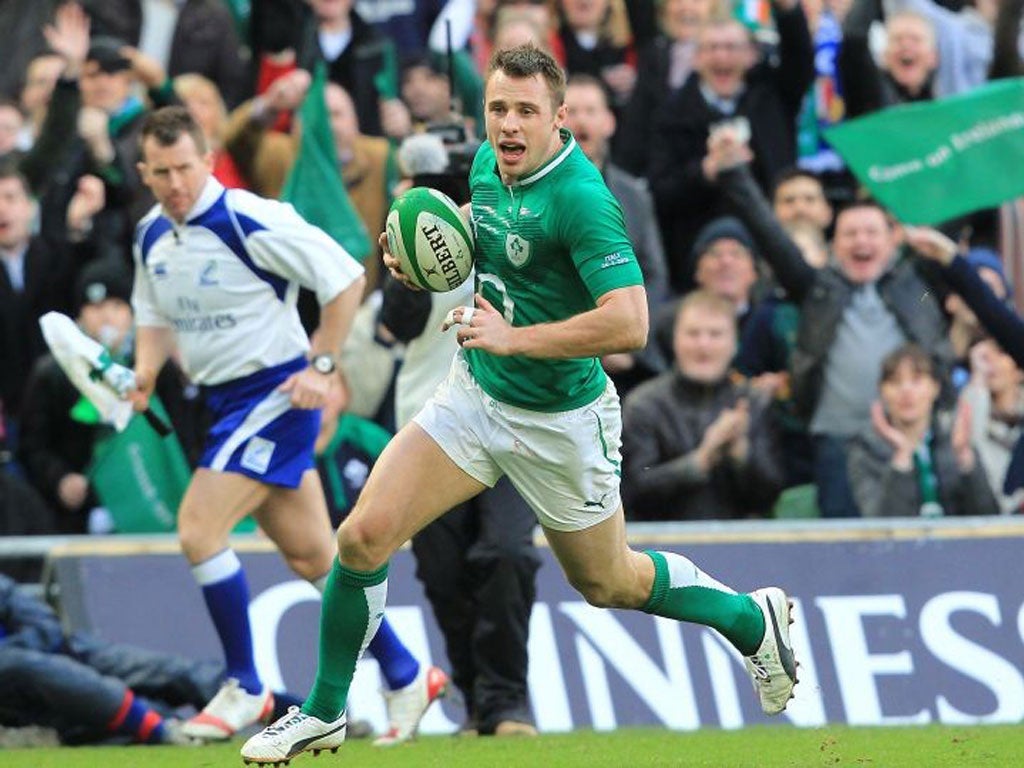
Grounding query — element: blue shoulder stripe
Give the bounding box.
[138,217,173,265]
[188,193,288,300]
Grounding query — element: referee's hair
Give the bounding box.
[139,105,208,158]
[488,43,566,109]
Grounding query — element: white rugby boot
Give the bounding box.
[181,678,274,741]
[744,587,799,715]
[373,665,450,747]
[241,706,347,765]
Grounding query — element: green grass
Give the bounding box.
[1,726,1023,768]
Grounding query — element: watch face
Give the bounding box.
[313,356,335,374]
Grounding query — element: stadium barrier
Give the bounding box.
[18,516,1024,734]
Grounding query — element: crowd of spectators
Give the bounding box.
[2,0,1024,563]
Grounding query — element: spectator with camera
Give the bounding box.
[614,0,717,177]
[648,4,814,289]
[79,0,248,108]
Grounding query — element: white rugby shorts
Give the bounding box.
[414,353,622,531]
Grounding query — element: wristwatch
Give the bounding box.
[311,354,337,375]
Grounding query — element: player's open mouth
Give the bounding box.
[499,142,526,162]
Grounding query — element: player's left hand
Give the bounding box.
[443,294,516,355]
[379,231,422,291]
[279,367,333,409]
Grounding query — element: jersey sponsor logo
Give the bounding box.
[600,252,630,269]
[505,233,531,267]
[198,259,219,287]
[171,314,238,332]
[241,436,276,474]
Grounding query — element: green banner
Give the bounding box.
[824,79,1024,224]
[86,398,189,533]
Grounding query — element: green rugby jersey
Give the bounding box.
[465,128,644,412]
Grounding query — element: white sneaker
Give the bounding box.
[241,706,347,765]
[181,678,274,741]
[373,665,450,747]
[744,587,798,715]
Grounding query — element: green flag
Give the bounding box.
[86,397,190,533]
[282,63,371,261]
[373,40,399,100]
[824,79,1024,224]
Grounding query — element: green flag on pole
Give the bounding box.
[282,63,371,261]
[824,78,1024,224]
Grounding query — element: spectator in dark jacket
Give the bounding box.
[838,0,939,118]
[614,0,716,176]
[555,0,637,107]
[17,259,135,533]
[0,168,74,427]
[622,290,784,521]
[648,4,814,289]
[298,0,406,139]
[32,33,179,254]
[82,0,249,107]
[729,168,832,485]
[0,571,220,745]
[17,258,199,533]
[719,160,954,517]
[847,343,997,518]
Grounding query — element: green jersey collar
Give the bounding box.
[506,128,576,188]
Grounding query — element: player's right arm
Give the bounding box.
[458,284,648,358]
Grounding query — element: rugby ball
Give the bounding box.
[385,187,474,292]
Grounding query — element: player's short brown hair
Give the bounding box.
[488,43,566,110]
[139,105,208,159]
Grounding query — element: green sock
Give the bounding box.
[642,550,765,656]
[302,559,388,722]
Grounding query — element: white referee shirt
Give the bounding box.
[132,177,364,386]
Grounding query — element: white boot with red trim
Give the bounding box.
[373,665,450,747]
[181,678,274,741]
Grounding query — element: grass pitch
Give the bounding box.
[0,725,1021,768]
